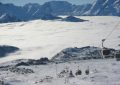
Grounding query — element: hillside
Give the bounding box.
[0,59,120,85]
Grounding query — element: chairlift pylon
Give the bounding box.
[101,39,111,58]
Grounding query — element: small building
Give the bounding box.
[102,47,115,58]
[116,51,120,61]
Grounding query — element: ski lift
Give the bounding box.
[101,39,112,58]
[69,70,74,77]
[85,66,89,75]
[85,70,89,75]
[100,20,120,59]
[75,69,82,76]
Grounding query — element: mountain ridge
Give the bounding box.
[0,0,120,23]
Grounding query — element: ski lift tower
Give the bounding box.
[101,39,106,59]
[101,39,114,59]
[55,62,58,78]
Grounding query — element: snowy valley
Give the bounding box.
[0,16,120,63]
[0,14,120,85]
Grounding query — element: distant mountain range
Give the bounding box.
[86,0,120,16]
[0,0,120,23]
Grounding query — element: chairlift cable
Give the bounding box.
[104,21,120,41]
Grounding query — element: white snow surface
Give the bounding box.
[1,59,120,85]
[0,16,120,63]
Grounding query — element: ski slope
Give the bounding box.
[1,59,120,85]
[0,16,120,63]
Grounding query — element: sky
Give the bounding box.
[0,0,94,6]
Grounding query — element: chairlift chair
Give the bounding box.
[75,69,82,76]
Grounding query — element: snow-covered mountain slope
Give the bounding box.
[0,59,120,85]
[0,16,120,63]
[23,3,41,19]
[51,46,116,62]
[72,4,92,16]
[22,0,120,16]
[87,0,120,16]
[41,1,73,15]
[0,3,26,20]
[52,46,102,62]
[0,0,120,23]
[0,13,20,23]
